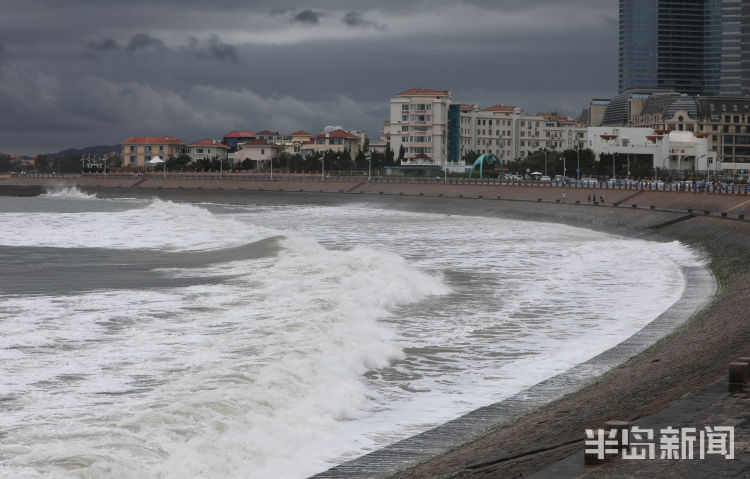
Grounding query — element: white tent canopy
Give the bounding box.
[148,156,164,164]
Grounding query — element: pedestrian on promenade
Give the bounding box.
[587,193,591,203]
[600,194,604,204]
[562,191,566,203]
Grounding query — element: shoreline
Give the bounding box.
[4,179,750,477]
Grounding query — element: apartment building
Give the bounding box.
[458,104,520,161]
[457,105,586,161]
[121,137,186,167]
[387,88,452,166]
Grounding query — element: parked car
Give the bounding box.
[540,175,551,183]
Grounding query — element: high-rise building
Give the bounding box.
[619,0,748,96]
[720,0,742,96]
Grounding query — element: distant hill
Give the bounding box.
[46,145,120,159]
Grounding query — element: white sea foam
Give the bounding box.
[41,185,98,200]
[0,199,273,251]
[0,200,703,478]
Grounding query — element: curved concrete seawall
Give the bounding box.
[3,178,750,478]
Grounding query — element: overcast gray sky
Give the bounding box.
[0,0,618,155]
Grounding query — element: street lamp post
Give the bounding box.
[270,156,273,180]
[627,154,630,180]
[320,157,325,180]
[542,149,548,176]
[575,147,580,181]
[366,156,372,180]
[561,155,566,180]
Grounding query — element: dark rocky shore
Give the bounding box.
[3,176,750,477]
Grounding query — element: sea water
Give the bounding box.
[0,188,702,478]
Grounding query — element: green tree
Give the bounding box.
[0,154,10,172]
[34,155,53,173]
[462,150,480,165]
[166,153,191,171]
[398,144,405,162]
[355,150,367,169]
[384,146,395,167]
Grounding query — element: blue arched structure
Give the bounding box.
[469,153,504,180]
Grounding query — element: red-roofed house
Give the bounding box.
[310,129,362,155]
[255,130,281,143]
[188,139,229,163]
[121,137,187,167]
[388,88,452,166]
[222,131,256,151]
[277,130,314,154]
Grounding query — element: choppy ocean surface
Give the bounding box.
[0,187,702,478]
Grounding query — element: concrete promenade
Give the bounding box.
[4,174,750,218]
[3,175,750,478]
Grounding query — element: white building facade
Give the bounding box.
[387,88,451,166]
[588,127,717,173]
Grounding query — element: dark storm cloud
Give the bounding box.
[184,36,240,64]
[342,11,385,30]
[292,9,323,25]
[0,0,618,155]
[126,34,166,52]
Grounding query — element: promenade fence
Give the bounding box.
[10,172,750,195]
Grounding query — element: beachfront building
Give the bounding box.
[457,105,586,161]
[588,127,717,174]
[458,104,520,163]
[229,140,280,166]
[304,129,362,157]
[367,139,388,155]
[222,131,255,152]
[630,94,750,173]
[187,139,229,163]
[277,131,314,154]
[255,130,282,143]
[121,137,187,167]
[387,88,452,166]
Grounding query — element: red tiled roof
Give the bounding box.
[123,137,186,145]
[223,130,255,138]
[255,130,280,136]
[289,130,312,136]
[398,88,450,97]
[460,104,476,110]
[481,105,516,112]
[414,153,432,159]
[315,130,361,140]
[189,139,229,148]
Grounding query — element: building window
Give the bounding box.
[129,146,135,152]
[261,149,265,154]
[145,146,152,152]
[129,156,136,165]
[402,105,409,111]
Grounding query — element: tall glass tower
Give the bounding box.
[619,0,745,96]
[619,0,659,94]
